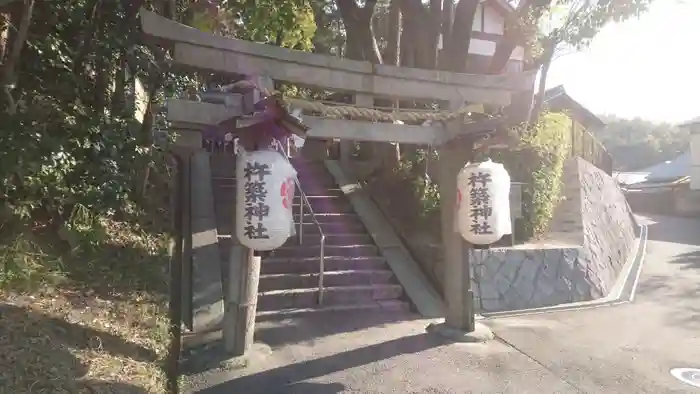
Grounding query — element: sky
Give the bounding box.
[544,0,699,124]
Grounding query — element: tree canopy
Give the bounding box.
[595,115,688,171]
[0,0,659,225]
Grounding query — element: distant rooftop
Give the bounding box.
[679,116,700,127]
[542,85,605,129]
[615,151,690,186]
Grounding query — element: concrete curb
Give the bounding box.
[324,160,446,318]
[478,224,648,320]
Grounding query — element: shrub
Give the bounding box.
[491,112,570,238]
[395,112,571,241]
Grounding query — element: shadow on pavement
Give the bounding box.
[255,310,424,347]
[668,250,700,271]
[277,382,346,394]
[193,332,447,394]
[0,303,153,393]
[182,310,426,376]
[635,251,700,329]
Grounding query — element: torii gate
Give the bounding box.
[139,9,535,357]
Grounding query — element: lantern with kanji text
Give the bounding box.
[456,159,511,246]
[235,149,297,251]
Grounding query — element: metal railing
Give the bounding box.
[270,139,327,305]
[571,127,613,175]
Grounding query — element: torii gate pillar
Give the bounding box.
[429,102,494,342]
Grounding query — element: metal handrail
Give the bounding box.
[270,139,327,305]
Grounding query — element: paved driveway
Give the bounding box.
[488,214,700,393]
[185,214,700,393]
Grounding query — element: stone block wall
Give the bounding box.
[674,187,700,216]
[471,158,638,313]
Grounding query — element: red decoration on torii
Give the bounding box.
[201,77,309,152]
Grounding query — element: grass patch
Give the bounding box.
[0,206,171,393]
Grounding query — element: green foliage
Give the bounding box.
[594,115,687,171]
[0,1,174,224]
[537,0,656,54]
[194,0,318,50]
[395,149,441,218]
[492,113,570,238]
[1,96,149,221]
[520,113,570,236]
[0,204,169,294]
[388,113,571,241]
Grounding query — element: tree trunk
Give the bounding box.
[72,0,103,75]
[337,0,383,162]
[399,23,415,67]
[384,0,401,66]
[138,0,175,138]
[0,0,34,113]
[487,0,550,74]
[0,8,9,61]
[397,0,434,69]
[438,0,454,69]
[426,0,442,70]
[528,40,555,125]
[337,0,382,63]
[111,49,127,116]
[444,0,479,72]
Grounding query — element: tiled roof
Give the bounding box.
[542,85,605,129]
[679,116,700,127]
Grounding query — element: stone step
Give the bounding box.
[217,233,372,247]
[215,240,385,270]
[210,177,339,191]
[216,220,368,236]
[213,212,363,226]
[256,300,410,321]
[261,255,388,275]
[259,269,396,291]
[212,183,344,197]
[296,169,336,180]
[257,284,405,311]
[297,175,338,185]
[292,201,353,213]
[214,212,362,225]
[283,233,373,246]
[211,186,344,201]
[269,244,380,258]
[299,220,368,233]
[212,198,355,215]
[292,212,361,223]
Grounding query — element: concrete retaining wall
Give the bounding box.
[470,158,638,312]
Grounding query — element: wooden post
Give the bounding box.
[226,247,261,355]
[437,120,475,331]
[429,102,494,341]
[166,150,185,394]
[339,139,353,171]
[181,152,193,331]
[355,95,374,156]
[223,75,273,356]
[224,244,243,354]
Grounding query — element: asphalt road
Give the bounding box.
[489,214,700,393]
[184,214,700,393]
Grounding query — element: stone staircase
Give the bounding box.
[209,152,410,320]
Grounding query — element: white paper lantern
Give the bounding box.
[236,149,297,251]
[456,159,512,245]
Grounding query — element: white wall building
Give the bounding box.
[438,0,526,74]
[680,117,700,190]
